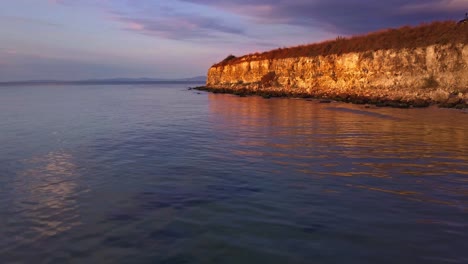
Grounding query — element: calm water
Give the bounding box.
[0,84,467,263]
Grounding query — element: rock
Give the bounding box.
[411,98,430,108]
[440,96,462,108]
[206,43,467,107]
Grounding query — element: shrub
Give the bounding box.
[213,21,468,67]
[260,72,277,87]
[221,54,236,63]
[423,75,439,88]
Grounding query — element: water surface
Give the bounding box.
[0,84,467,263]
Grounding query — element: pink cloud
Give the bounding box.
[125,22,144,31]
[400,0,468,13]
[114,13,245,40]
[180,0,465,34]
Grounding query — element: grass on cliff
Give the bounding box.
[214,21,468,67]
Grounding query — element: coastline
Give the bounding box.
[203,22,467,109]
[193,85,467,109]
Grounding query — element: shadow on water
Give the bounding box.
[324,106,401,120]
[103,184,261,224]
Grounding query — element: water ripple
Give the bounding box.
[0,85,466,263]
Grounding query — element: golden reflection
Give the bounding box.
[15,151,82,238]
[208,94,468,154]
[347,184,420,196]
[207,94,468,210]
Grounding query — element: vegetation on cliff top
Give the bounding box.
[214,21,468,67]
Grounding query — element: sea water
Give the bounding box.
[0,84,467,263]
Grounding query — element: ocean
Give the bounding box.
[0,83,467,263]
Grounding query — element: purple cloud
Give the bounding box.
[116,14,245,40]
[179,0,467,34]
[49,0,247,40]
[42,0,468,47]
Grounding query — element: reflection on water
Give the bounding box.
[0,85,467,263]
[7,151,83,249]
[208,94,468,211]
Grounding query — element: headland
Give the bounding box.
[201,21,468,108]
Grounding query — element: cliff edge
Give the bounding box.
[205,21,468,108]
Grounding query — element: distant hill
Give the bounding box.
[0,76,206,86]
[177,76,207,82]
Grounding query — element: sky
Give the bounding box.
[0,0,466,81]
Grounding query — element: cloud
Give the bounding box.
[179,0,467,34]
[401,0,468,13]
[48,0,246,40]
[43,0,468,43]
[115,14,245,40]
[105,1,247,41]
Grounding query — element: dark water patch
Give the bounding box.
[103,235,139,249]
[149,228,185,241]
[325,106,401,120]
[301,224,325,234]
[133,184,261,212]
[134,190,215,210]
[159,254,193,264]
[106,213,141,223]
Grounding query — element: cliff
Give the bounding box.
[205,21,468,108]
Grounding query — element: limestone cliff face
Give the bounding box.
[207,44,468,103]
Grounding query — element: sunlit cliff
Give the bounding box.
[205,21,468,108]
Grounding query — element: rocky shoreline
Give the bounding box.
[204,31,467,110]
[192,85,467,109]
